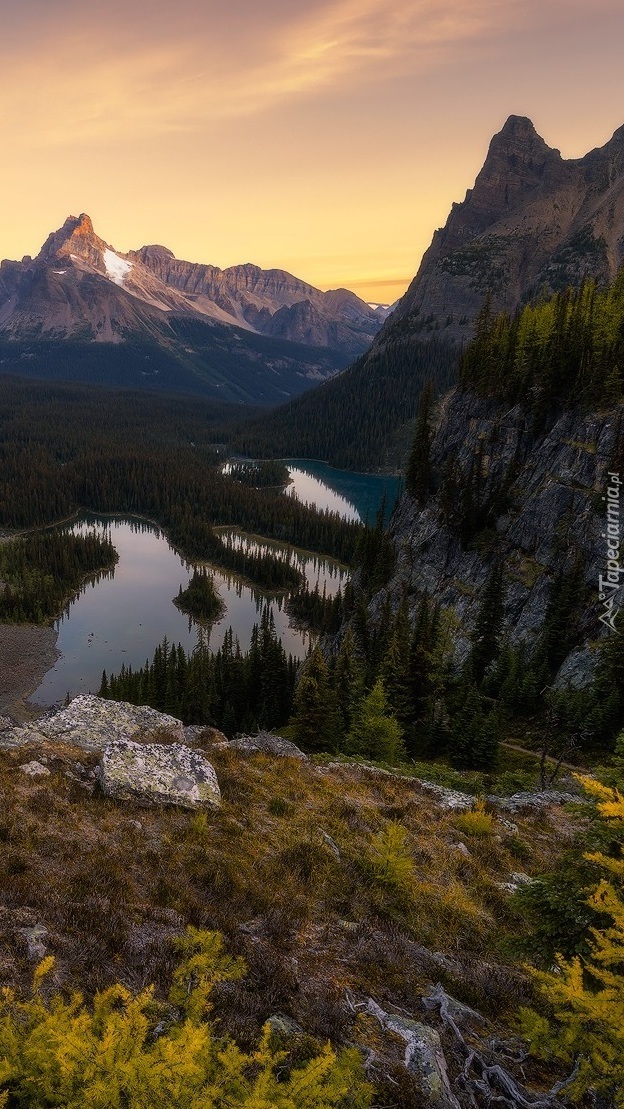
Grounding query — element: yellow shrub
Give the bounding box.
[0,928,372,1109]
[455,799,494,837]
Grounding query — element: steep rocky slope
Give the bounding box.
[374,389,623,684]
[387,115,624,343]
[246,116,624,466]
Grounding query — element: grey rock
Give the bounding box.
[19,760,51,777]
[553,647,598,690]
[422,984,488,1030]
[183,724,228,746]
[0,724,48,749]
[267,1012,304,1038]
[451,841,471,858]
[366,998,461,1109]
[17,924,48,960]
[100,740,220,809]
[497,871,535,894]
[494,790,578,813]
[0,695,185,752]
[229,731,307,760]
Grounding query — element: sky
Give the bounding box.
[1,0,623,303]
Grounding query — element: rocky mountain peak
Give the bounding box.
[36,212,109,268]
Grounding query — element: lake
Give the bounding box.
[31,458,394,707]
[224,459,401,523]
[31,516,348,707]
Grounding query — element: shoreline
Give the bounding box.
[0,623,60,721]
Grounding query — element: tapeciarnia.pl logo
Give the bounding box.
[599,471,622,633]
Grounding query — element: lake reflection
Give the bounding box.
[31,516,348,707]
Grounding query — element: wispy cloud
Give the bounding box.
[0,0,556,145]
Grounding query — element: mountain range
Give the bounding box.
[0,215,384,404]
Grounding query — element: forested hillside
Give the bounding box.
[233,336,458,471]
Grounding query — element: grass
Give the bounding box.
[0,737,578,1103]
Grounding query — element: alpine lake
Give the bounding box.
[31,460,400,707]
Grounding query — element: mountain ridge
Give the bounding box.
[0,214,383,403]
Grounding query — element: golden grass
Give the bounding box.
[0,740,575,1051]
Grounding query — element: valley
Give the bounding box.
[1,112,624,1109]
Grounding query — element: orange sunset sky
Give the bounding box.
[1,0,623,303]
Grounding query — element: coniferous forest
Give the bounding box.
[0,531,117,623]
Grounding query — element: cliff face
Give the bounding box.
[378,391,623,683]
[384,116,624,344]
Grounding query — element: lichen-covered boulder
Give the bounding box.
[35,695,184,752]
[100,740,220,809]
[183,724,228,746]
[366,999,461,1109]
[229,732,307,759]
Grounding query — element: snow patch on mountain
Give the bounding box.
[103,249,132,287]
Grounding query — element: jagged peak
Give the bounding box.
[36,212,108,264]
[486,115,559,160]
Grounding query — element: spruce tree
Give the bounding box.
[347,680,405,763]
[290,646,340,753]
[469,562,505,686]
[333,627,365,740]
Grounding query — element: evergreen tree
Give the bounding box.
[290,646,340,753]
[347,680,405,764]
[469,562,505,686]
[332,627,365,740]
[380,598,415,732]
[449,682,499,771]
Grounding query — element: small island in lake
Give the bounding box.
[173,570,225,623]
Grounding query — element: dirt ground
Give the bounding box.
[0,624,59,720]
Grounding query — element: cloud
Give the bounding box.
[1,0,621,147]
[0,0,527,145]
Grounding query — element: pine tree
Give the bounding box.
[347,680,405,764]
[290,647,340,753]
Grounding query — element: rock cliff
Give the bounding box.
[387,115,624,343]
[374,390,623,683]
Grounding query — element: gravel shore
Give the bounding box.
[0,624,59,719]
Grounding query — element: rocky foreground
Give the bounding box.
[0,695,580,1106]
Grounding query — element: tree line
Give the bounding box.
[101,607,298,736]
[0,377,361,586]
[459,272,624,417]
[0,530,117,623]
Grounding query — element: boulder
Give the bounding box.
[183,724,228,746]
[17,925,48,960]
[229,731,307,760]
[19,761,50,777]
[0,695,185,752]
[100,740,220,809]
